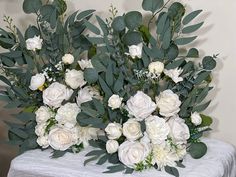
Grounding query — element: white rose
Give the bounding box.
[145,115,170,144]
[62,54,74,64]
[35,123,47,137]
[156,89,181,117]
[26,35,43,51]
[126,91,156,121]
[65,69,86,89]
[106,140,119,154]
[48,126,78,151]
[77,86,101,106]
[168,115,190,144]
[118,140,150,168]
[128,43,142,59]
[164,68,183,83]
[37,136,49,148]
[78,59,93,70]
[148,61,164,75]
[77,126,99,147]
[191,112,202,126]
[123,119,142,141]
[55,103,80,128]
[29,73,45,91]
[35,106,52,123]
[108,94,123,110]
[105,123,122,140]
[43,82,73,108]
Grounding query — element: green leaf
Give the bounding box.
[156,12,168,34]
[76,10,95,21]
[200,114,213,127]
[91,57,106,72]
[0,75,11,86]
[96,16,108,35]
[51,150,67,158]
[162,28,171,49]
[183,10,203,25]
[104,164,125,173]
[124,11,142,30]
[142,0,164,13]
[99,77,113,97]
[175,36,197,45]
[84,20,100,35]
[9,128,28,139]
[111,16,126,32]
[81,106,99,118]
[192,100,211,112]
[194,71,211,85]
[196,87,209,103]
[23,0,42,14]
[84,68,98,84]
[105,63,114,87]
[40,5,58,29]
[165,59,185,69]
[138,25,151,43]
[25,25,40,39]
[93,99,105,115]
[166,43,179,60]
[187,48,199,58]
[97,154,109,165]
[123,31,142,45]
[164,166,179,177]
[84,156,99,166]
[202,56,216,70]
[52,0,67,15]
[182,22,204,34]
[189,142,207,159]
[86,150,105,157]
[113,73,124,93]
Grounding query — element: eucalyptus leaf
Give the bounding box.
[123,31,142,45]
[183,10,203,25]
[202,56,216,70]
[142,0,164,13]
[124,11,142,30]
[23,0,42,14]
[84,20,100,35]
[189,142,207,159]
[112,16,126,32]
[187,48,199,58]
[182,22,204,34]
[175,36,197,45]
[84,68,98,84]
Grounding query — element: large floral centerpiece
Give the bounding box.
[0,0,217,176]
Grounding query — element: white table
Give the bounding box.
[7,139,236,177]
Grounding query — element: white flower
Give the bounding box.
[123,119,142,141]
[43,82,73,108]
[126,91,156,121]
[145,115,170,144]
[55,103,80,128]
[128,43,142,59]
[108,94,123,110]
[35,123,47,137]
[164,68,183,83]
[174,144,187,160]
[118,140,150,168]
[29,73,45,91]
[35,106,52,123]
[156,90,181,117]
[106,140,119,154]
[152,143,177,170]
[48,126,78,151]
[77,126,99,147]
[78,59,93,70]
[37,136,49,148]
[191,112,202,126]
[105,123,122,140]
[62,54,74,64]
[168,115,190,145]
[77,86,101,106]
[26,35,43,51]
[65,69,86,89]
[148,61,164,75]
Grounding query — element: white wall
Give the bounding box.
[0,0,236,146]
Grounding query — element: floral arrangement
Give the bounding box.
[0,0,218,176]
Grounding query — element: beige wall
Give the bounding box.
[0,0,235,155]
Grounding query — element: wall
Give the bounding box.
[0,0,235,173]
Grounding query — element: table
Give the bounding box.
[7,138,236,177]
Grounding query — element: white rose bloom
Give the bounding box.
[65,69,86,89]
[106,140,119,154]
[128,43,143,59]
[77,126,99,147]
[118,140,150,168]
[29,73,45,91]
[123,119,142,141]
[164,68,183,83]
[126,91,156,121]
[35,123,47,137]
[62,54,74,64]
[77,86,101,106]
[105,123,122,140]
[145,115,170,144]
[148,61,164,75]
[168,115,190,145]
[48,126,78,151]
[191,112,202,126]
[26,35,43,51]
[108,94,123,110]
[55,103,80,128]
[43,82,73,108]
[37,136,49,148]
[175,144,187,160]
[78,59,93,70]
[156,90,181,117]
[35,106,52,123]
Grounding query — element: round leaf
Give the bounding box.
[142,0,164,13]
[202,56,216,70]
[123,31,142,46]
[52,0,67,15]
[112,16,126,32]
[25,26,40,39]
[23,0,42,14]
[189,142,207,159]
[84,68,98,84]
[166,43,179,60]
[125,11,142,30]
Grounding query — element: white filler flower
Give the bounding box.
[77,126,99,147]
[29,73,45,91]
[65,69,86,89]
[26,35,43,51]
[128,43,143,59]
[108,94,123,110]
[106,140,119,154]
[62,54,74,64]
[148,61,164,75]
[164,68,183,83]
[191,112,202,126]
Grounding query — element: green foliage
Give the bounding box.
[200,114,213,127]
[165,166,179,177]
[112,16,126,32]
[202,56,217,70]
[84,68,99,84]
[183,10,203,25]
[189,142,207,159]
[142,0,164,13]
[23,0,42,14]
[124,11,142,30]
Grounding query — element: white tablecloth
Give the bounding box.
[7,139,236,177]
